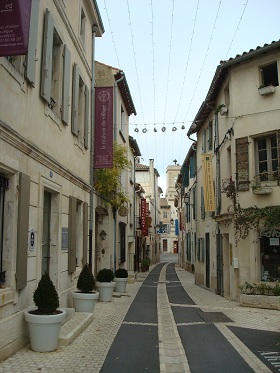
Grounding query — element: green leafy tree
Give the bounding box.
[94,142,131,209]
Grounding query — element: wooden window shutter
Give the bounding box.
[236,137,249,191]
[41,9,54,103]
[62,44,71,125]
[68,196,77,273]
[277,130,280,177]
[84,85,89,149]
[71,63,80,136]
[16,173,30,290]
[119,222,126,264]
[82,202,88,266]
[25,0,40,86]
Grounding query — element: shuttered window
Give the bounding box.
[62,45,71,125]
[201,187,205,219]
[119,222,126,264]
[68,196,77,273]
[82,202,88,266]
[16,173,30,290]
[41,9,71,119]
[236,137,249,191]
[25,0,40,86]
[0,176,9,286]
[71,64,89,147]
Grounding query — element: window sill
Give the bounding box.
[0,288,15,307]
[258,85,275,96]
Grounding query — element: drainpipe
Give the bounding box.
[89,25,98,274]
[112,72,125,271]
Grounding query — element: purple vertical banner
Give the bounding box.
[0,0,32,56]
[94,87,114,169]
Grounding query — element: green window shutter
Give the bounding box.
[190,155,195,178]
[82,202,88,267]
[201,238,205,262]
[84,85,89,149]
[71,63,79,136]
[16,173,30,290]
[41,10,54,103]
[208,121,213,151]
[25,0,40,86]
[182,164,189,188]
[62,44,71,125]
[192,187,196,220]
[201,187,205,219]
[68,196,77,273]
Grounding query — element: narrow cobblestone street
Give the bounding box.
[0,255,279,372]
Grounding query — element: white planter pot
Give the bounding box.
[24,308,66,352]
[96,282,116,302]
[114,278,128,293]
[71,291,99,312]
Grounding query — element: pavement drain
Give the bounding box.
[198,311,233,323]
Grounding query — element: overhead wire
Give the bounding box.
[126,0,146,127]
[224,0,249,60]
[103,0,121,68]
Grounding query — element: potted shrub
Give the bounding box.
[114,268,128,293]
[24,273,66,352]
[71,264,99,313]
[141,257,151,272]
[96,268,116,302]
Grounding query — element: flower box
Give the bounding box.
[240,293,280,310]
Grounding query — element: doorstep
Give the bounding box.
[58,309,94,346]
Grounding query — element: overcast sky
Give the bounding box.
[95,0,280,194]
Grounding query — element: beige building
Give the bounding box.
[160,163,181,254]
[94,62,137,276]
[186,40,280,301]
[135,159,162,265]
[0,0,104,360]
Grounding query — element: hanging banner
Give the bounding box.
[94,87,114,168]
[0,0,32,57]
[140,198,148,236]
[201,154,216,212]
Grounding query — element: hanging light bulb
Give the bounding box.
[134,128,139,132]
[153,127,157,132]
[162,126,166,132]
[142,128,147,133]
[172,126,177,132]
[181,124,185,130]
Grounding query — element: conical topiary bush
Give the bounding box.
[77,264,95,293]
[33,273,59,314]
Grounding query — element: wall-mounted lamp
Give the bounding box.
[170,218,174,225]
[183,193,195,207]
[99,230,107,240]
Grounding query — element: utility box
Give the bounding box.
[233,257,239,269]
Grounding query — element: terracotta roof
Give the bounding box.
[188,40,280,136]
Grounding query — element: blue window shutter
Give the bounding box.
[41,10,54,103]
[26,0,40,86]
[182,165,189,188]
[84,85,89,149]
[71,63,79,136]
[62,44,71,125]
[190,155,195,178]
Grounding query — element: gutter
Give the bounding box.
[89,25,98,274]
